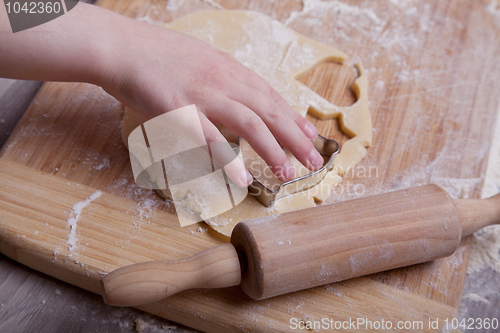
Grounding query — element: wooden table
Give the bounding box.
[1,0,500,332]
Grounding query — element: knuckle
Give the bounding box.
[210,74,228,91]
[267,85,282,103]
[185,87,211,105]
[199,73,230,93]
[189,64,229,91]
[264,102,283,123]
[243,114,265,134]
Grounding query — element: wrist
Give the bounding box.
[87,8,144,102]
[74,4,127,88]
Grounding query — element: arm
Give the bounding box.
[0,2,323,185]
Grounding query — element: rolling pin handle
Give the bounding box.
[455,192,500,238]
[101,243,241,306]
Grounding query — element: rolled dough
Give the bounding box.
[121,10,372,236]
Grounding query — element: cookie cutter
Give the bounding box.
[248,135,340,207]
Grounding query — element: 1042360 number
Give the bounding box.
[5,1,62,14]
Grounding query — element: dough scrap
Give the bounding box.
[121,10,372,236]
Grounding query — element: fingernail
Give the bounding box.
[304,122,318,141]
[240,169,253,187]
[282,161,295,181]
[307,149,323,170]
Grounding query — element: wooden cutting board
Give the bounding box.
[1,0,499,332]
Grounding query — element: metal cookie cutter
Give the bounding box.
[248,135,340,207]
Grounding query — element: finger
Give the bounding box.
[226,82,324,171]
[237,68,318,140]
[201,96,296,182]
[197,111,252,188]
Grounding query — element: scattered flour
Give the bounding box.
[136,13,163,26]
[66,190,103,250]
[481,104,500,200]
[468,225,500,274]
[468,103,500,274]
[374,80,385,90]
[94,158,110,171]
[199,0,223,10]
[132,198,162,229]
[165,0,184,12]
[138,0,224,25]
[285,0,382,25]
[135,318,147,332]
[190,226,208,234]
[396,67,410,82]
[282,0,442,89]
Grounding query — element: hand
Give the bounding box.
[99,16,323,186]
[0,2,324,187]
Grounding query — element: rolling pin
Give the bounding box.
[101,184,500,306]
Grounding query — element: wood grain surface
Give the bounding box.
[0,0,499,332]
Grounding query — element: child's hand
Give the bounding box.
[0,2,324,185]
[99,18,323,185]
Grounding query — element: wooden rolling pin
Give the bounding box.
[101,184,500,306]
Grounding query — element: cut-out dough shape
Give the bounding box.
[121,10,372,236]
